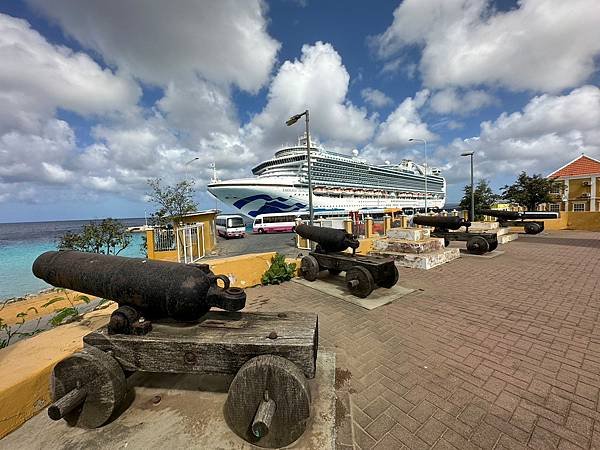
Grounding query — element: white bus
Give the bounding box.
[252,210,350,233]
[252,212,307,233]
[215,215,246,238]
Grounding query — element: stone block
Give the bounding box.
[372,237,445,254]
[386,227,430,241]
[459,221,499,231]
[498,233,519,244]
[370,248,460,270]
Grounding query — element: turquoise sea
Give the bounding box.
[0,219,146,301]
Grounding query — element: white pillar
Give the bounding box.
[591,176,597,212]
[563,179,569,211]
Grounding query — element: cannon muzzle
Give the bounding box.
[32,251,246,322]
[295,224,359,253]
[413,215,470,231]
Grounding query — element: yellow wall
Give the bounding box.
[0,307,115,438]
[566,212,600,231]
[208,252,276,288]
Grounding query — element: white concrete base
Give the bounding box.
[459,221,499,231]
[498,233,519,244]
[372,237,445,254]
[386,227,430,240]
[0,352,337,450]
[372,248,461,270]
[292,275,415,310]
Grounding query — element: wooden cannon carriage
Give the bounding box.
[295,224,399,298]
[33,251,318,448]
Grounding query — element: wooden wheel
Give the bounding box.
[224,355,311,448]
[466,236,489,255]
[300,255,319,281]
[488,240,498,252]
[444,238,450,247]
[378,264,399,289]
[345,266,375,298]
[50,346,126,428]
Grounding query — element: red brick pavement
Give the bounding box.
[245,230,600,449]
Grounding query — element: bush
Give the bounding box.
[261,253,297,285]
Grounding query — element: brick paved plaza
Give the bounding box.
[246,230,600,449]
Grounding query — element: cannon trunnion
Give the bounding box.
[412,215,498,255]
[33,252,318,448]
[295,224,399,297]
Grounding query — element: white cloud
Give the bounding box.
[0,14,139,125]
[361,88,393,108]
[429,88,496,115]
[247,42,376,154]
[26,0,280,93]
[374,89,436,149]
[436,85,600,182]
[374,0,600,92]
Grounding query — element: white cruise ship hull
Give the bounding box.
[208,177,445,218]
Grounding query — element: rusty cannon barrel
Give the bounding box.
[295,223,359,253]
[413,215,470,231]
[480,209,559,220]
[33,251,246,332]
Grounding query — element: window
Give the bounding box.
[550,183,562,195]
[573,203,586,212]
[549,203,560,212]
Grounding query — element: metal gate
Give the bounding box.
[176,223,205,263]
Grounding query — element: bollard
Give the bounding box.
[441,210,448,217]
[383,215,391,235]
[365,216,373,238]
[295,218,310,249]
[451,209,458,217]
[343,218,353,234]
[400,215,409,228]
[462,210,469,221]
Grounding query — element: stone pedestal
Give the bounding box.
[386,227,430,240]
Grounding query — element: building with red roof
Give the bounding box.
[547,154,600,212]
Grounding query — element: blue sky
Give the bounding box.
[1,0,599,222]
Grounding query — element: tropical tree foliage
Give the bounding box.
[146,178,198,225]
[502,172,554,211]
[58,218,131,255]
[459,179,499,220]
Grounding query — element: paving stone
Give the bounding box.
[365,414,397,441]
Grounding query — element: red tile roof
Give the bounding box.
[548,155,600,178]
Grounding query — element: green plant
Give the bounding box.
[261,253,297,285]
[41,289,91,326]
[58,218,132,255]
[460,179,499,220]
[0,304,43,349]
[502,172,555,210]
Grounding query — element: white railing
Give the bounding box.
[176,223,205,264]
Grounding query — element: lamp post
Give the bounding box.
[286,110,314,225]
[408,138,428,213]
[461,151,475,222]
[184,157,199,182]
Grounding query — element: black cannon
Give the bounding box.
[480,209,558,234]
[32,251,318,448]
[295,224,398,298]
[413,215,498,254]
[33,250,246,334]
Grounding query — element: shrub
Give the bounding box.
[261,253,297,285]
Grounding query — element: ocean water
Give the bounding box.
[0,219,146,301]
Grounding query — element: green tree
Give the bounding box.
[501,172,554,210]
[459,179,499,220]
[146,178,198,226]
[58,218,132,255]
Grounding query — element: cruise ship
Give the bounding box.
[207,136,446,218]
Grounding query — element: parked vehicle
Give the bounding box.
[252,212,308,233]
[216,215,246,238]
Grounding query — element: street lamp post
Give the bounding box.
[286,110,314,225]
[184,157,200,182]
[408,138,428,213]
[461,151,475,222]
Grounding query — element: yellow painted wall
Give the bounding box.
[0,307,115,438]
[566,212,600,231]
[568,178,591,210]
[207,252,276,288]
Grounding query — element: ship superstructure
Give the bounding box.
[207,136,446,217]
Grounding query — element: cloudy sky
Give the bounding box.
[1,0,600,222]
